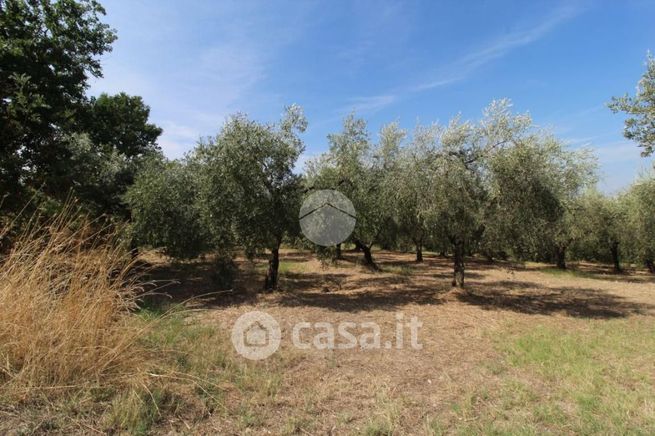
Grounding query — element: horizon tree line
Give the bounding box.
[2,0,655,290]
[126,98,654,289]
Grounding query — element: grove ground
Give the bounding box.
[144,250,655,434]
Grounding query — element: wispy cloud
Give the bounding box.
[594,140,654,193]
[414,4,581,91]
[594,140,645,164]
[90,1,315,158]
[342,95,398,115]
[345,3,582,116]
[156,121,202,158]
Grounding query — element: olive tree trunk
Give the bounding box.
[264,246,280,291]
[646,259,655,274]
[335,243,342,259]
[415,240,423,263]
[556,245,567,270]
[452,241,465,288]
[354,238,377,269]
[610,242,622,273]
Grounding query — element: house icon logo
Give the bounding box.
[299,189,356,246]
[231,311,281,360]
[244,321,269,347]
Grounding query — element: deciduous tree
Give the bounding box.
[0,0,116,204]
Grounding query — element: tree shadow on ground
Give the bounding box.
[459,280,654,319]
[533,263,655,284]
[133,251,654,318]
[338,252,485,280]
[275,281,448,313]
[136,258,260,309]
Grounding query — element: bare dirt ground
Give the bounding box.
[142,249,655,434]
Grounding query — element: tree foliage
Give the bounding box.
[125,156,208,259]
[196,106,307,289]
[622,175,655,272]
[609,54,655,157]
[83,92,162,158]
[306,115,399,268]
[0,0,116,203]
[571,191,625,272]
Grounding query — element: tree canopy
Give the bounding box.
[0,0,116,203]
[609,53,655,157]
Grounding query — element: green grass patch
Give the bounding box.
[385,265,414,276]
[448,319,655,434]
[539,267,620,280]
[278,260,304,274]
[362,420,394,436]
[539,267,595,278]
[255,260,304,274]
[104,306,287,434]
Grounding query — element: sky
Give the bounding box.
[89,0,655,193]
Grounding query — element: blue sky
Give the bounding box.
[89,0,655,193]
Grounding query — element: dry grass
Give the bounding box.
[0,209,148,400]
[0,210,249,434]
[144,248,655,434]
[3,230,655,434]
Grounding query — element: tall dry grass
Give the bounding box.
[0,208,149,400]
[0,208,266,432]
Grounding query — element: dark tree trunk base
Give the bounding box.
[646,259,655,274]
[556,246,567,270]
[264,247,280,291]
[452,242,465,288]
[610,243,622,273]
[335,243,342,259]
[362,246,378,270]
[415,244,423,263]
[354,239,378,270]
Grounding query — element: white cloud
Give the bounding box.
[89,0,315,159]
[594,141,644,164]
[414,4,581,91]
[343,4,582,117]
[294,151,322,174]
[341,95,397,115]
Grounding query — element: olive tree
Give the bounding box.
[487,134,596,268]
[307,115,393,269]
[420,117,487,287]
[571,191,625,272]
[197,106,307,290]
[389,124,438,262]
[623,176,655,273]
[540,146,596,270]
[416,101,534,286]
[609,53,655,157]
[125,156,209,259]
[411,100,595,285]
